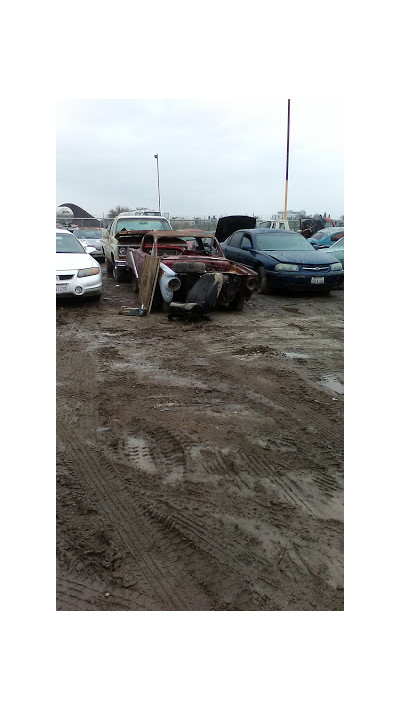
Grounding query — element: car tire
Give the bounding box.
[257,266,272,294]
[90,293,102,301]
[105,258,113,275]
[113,265,127,282]
[228,293,245,311]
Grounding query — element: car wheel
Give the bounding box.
[90,293,102,301]
[228,293,245,311]
[113,265,127,282]
[105,258,113,275]
[257,266,272,294]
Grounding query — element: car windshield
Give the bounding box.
[56,233,86,253]
[117,218,171,231]
[74,230,101,239]
[255,232,314,251]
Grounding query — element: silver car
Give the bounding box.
[73,228,104,259]
[56,230,102,299]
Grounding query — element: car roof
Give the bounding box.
[56,228,75,234]
[314,227,344,237]
[230,228,300,236]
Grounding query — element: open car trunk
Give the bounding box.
[215,215,256,242]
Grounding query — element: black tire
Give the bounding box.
[228,292,245,311]
[172,262,206,274]
[113,265,127,282]
[89,293,102,301]
[257,266,272,294]
[105,258,113,275]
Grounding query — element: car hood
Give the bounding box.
[56,252,98,270]
[260,249,340,265]
[215,215,256,242]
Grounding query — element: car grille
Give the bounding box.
[301,265,330,272]
[57,274,74,281]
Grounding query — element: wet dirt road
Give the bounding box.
[56,267,344,611]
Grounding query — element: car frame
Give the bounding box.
[125,231,258,310]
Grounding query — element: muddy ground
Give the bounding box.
[56,266,344,611]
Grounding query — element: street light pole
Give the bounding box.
[154,154,161,214]
[284,99,290,220]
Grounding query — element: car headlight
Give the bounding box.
[330,262,342,271]
[274,263,299,272]
[119,247,127,256]
[77,267,101,277]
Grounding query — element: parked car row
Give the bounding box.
[56,212,344,306]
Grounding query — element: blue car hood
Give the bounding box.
[261,249,339,265]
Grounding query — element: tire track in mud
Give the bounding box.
[56,573,152,611]
[153,335,343,447]
[57,420,211,610]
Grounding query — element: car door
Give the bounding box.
[222,231,243,260]
[236,232,257,268]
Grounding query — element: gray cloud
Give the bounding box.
[57,99,343,218]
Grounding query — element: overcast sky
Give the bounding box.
[56,99,343,219]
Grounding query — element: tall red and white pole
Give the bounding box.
[284,100,290,220]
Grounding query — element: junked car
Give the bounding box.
[219,228,344,294]
[56,230,102,299]
[73,227,104,259]
[125,231,258,311]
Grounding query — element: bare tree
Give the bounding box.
[107,205,132,218]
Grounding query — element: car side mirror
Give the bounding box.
[86,246,96,254]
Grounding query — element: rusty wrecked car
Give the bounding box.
[125,230,258,311]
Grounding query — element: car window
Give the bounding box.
[331,231,344,241]
[242,234,252,248]
[74,230,102,239]
[255,232,315,251]
[56,233,86,253]
[229,232,243,247]
[116,218,171,231]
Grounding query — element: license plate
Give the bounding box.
[311,276,324,284]
[56,283,69,293]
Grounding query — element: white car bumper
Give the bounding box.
[56,270,102,297]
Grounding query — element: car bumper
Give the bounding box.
[267,271,344,290]
[56,272,102,297]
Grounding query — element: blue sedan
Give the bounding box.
[219,229,344,294]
